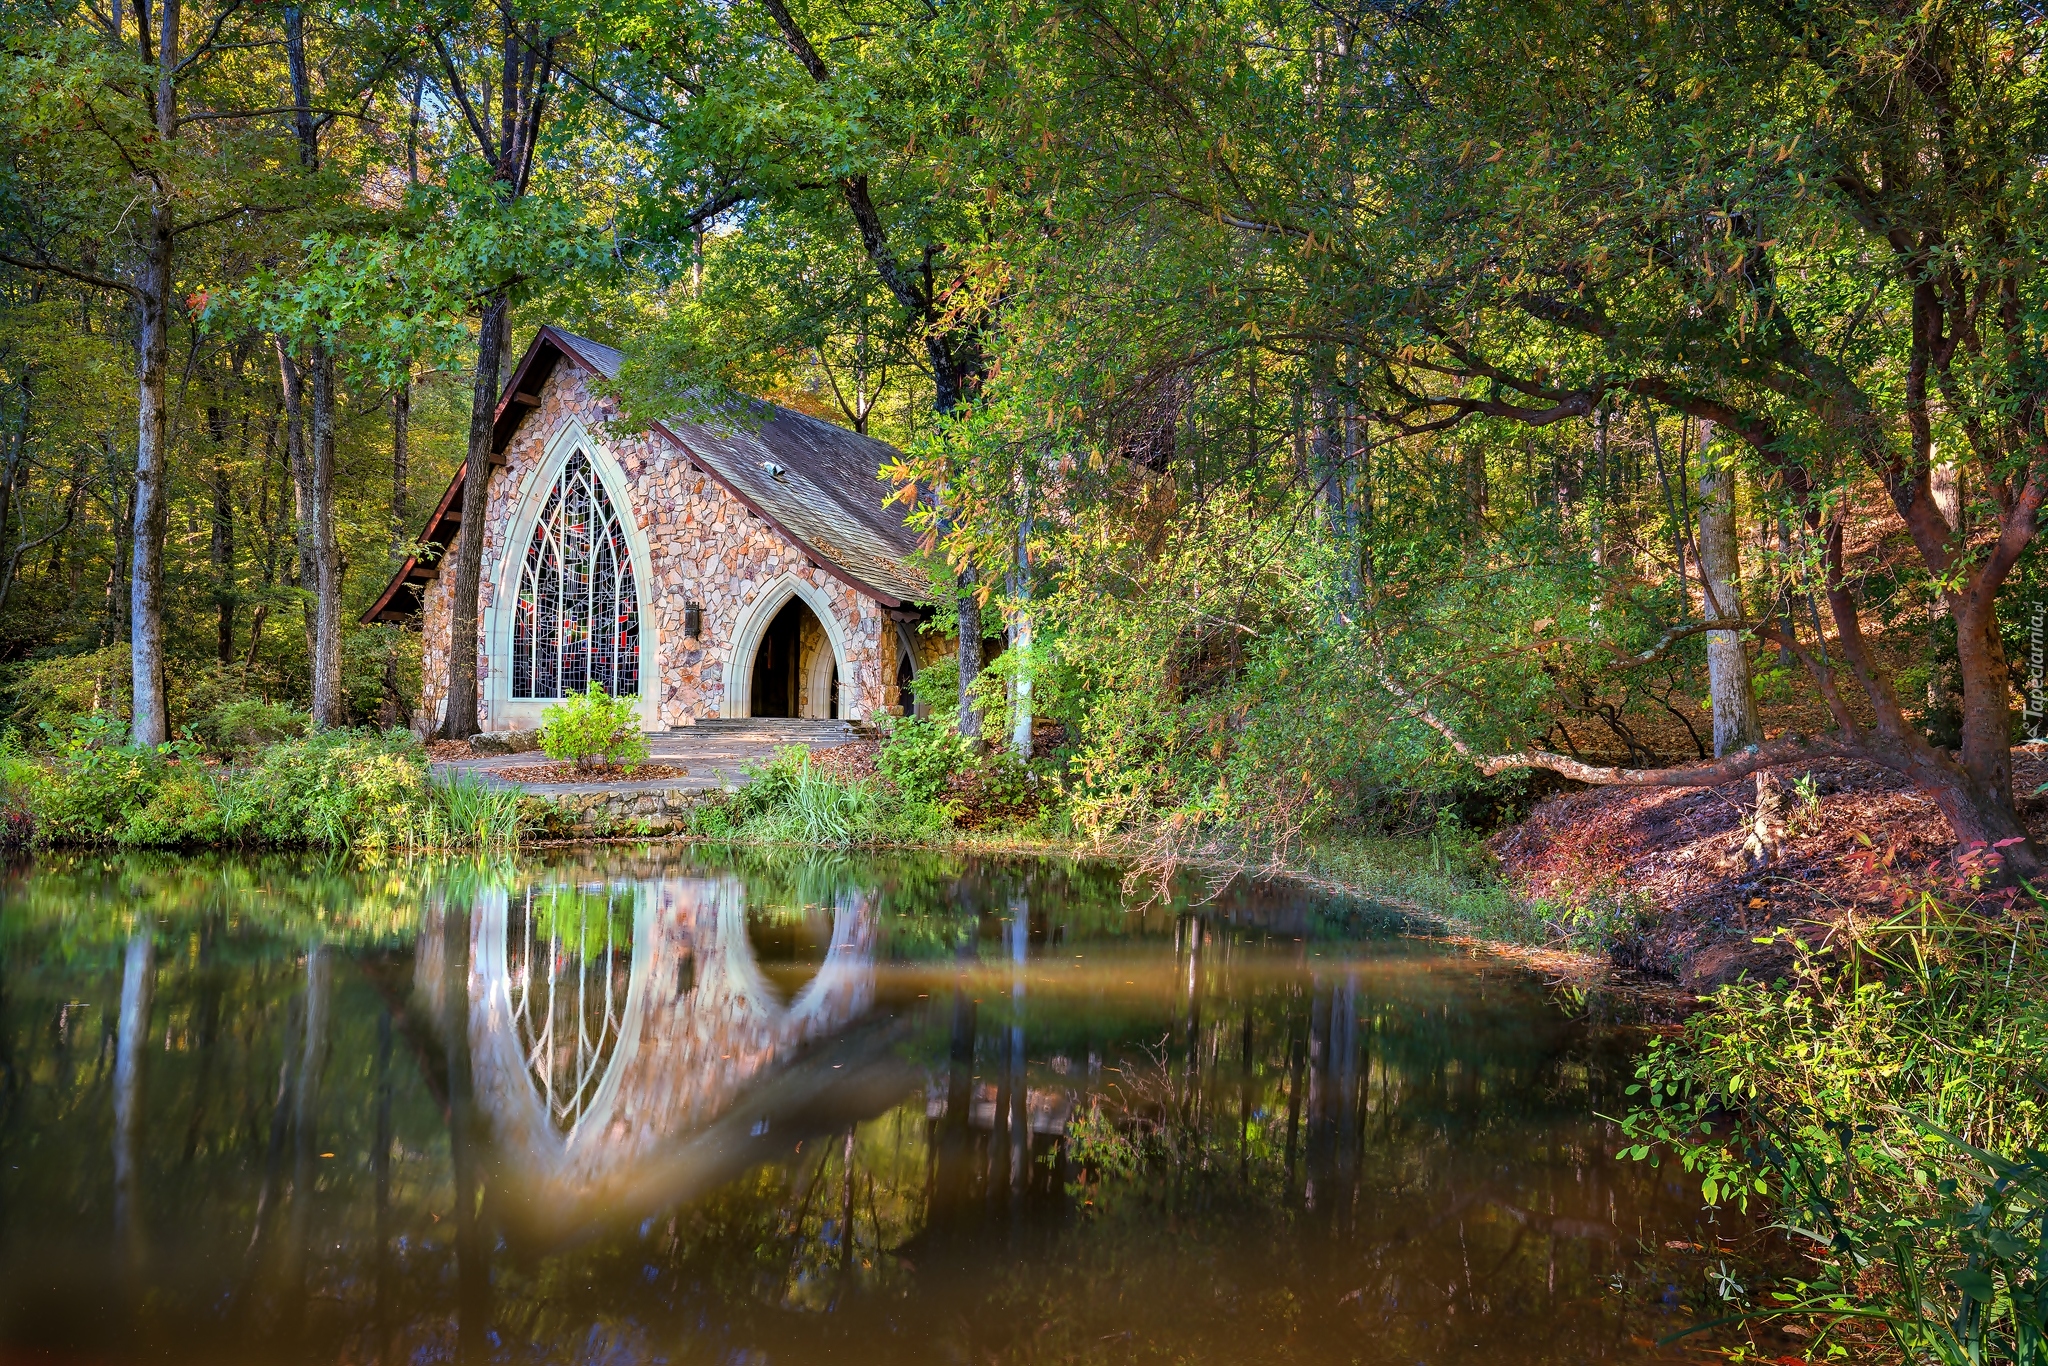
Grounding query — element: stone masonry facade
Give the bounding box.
[420,361,919,732]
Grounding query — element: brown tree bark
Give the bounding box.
[956,570,984,746]
[391,376,410,558]
[283,3,344,728]
[438,293,508,739]
[429,9,556,738]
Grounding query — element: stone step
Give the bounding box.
[672,718,858,739]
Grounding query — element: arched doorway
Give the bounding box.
[748,596,839,719]
[893,624,919,717]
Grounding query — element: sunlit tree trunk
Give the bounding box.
[306,351,344,726]
[1696,431,1760,756]
[1008,509,1033,759]
[127,0,180,747]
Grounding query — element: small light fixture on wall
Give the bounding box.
[684,601,704,639]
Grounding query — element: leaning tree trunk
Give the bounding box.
[439,294,509,741]
[1696,436,1760,757]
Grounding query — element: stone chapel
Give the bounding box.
[365,326,943,732]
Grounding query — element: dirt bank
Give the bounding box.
[1488,748,2048,992]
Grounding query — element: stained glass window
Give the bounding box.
[512,450,640,699]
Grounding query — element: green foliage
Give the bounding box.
[7,647,130,736]
[875,714,969,806]
[188,697,310,761]
[15,723,513,851]
[1617,898,2048,1361]
[692,746,955,848]
[908,658,960,720]
[431,770,524,849]
[539,683,649,773]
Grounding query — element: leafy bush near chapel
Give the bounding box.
[875,714,969,805]
[540,683,648,773]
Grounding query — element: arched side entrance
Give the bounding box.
[893,622,920,717]
[722,574,852,720]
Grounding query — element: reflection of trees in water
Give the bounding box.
[506,885,635,1136]
[0,856,1762,1366]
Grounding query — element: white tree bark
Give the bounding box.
[1696,428,1761,756]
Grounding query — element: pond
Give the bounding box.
[0,847,1757,1365]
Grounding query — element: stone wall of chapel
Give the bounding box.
[421,361,897,731]
[418,569,453,733]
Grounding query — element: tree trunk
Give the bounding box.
[209,405,235,667]
[956,571,983,746]
[307,349,343,726]
[439,293,509,740]
[391,376,410,559]
[130,213,173,747]
[277,342,315,659]
[1009,506,1033,758]
[1927,458,1963,743]
[1695,433,1760,756]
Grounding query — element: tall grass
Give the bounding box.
[431,771,523,849]
[1621,893,2048,1363]
[692,746,951,848]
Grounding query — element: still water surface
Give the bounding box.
[1,848,1751,1364]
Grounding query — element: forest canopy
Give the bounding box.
[2,0,2044,865]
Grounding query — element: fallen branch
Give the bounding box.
[1378,672,1844,786]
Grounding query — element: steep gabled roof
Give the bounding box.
[363,326,930,624]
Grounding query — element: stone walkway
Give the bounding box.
[434,718,861,799]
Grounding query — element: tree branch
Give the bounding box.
[1378,671,1844,786]
[0,251,137,297]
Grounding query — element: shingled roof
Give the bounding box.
[363,326,931,624]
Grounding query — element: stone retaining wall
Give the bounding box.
[520,786,704,840]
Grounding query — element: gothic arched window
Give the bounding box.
[512,450,640,699]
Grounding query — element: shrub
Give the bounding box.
[539,683,648,773]
[190,697,309,761]
[15,720,513,851]
[1618,892,2048,1361]
[909,658,960,720]
[6,646,129,735]
[876,714,969,805]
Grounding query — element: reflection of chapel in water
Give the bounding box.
[416,868,887,1240]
